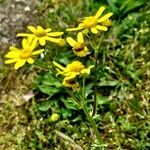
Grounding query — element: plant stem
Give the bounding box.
[92,51,98,116]
[92,34,104,116]
[82,103,102,144]
[81,77,102,144]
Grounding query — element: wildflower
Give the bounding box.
[66,6,113,34]
[62,75,79,91]
[66,32,89,57]
[17,25,64,46]
[53,61,91,77]
[5,38,44,70]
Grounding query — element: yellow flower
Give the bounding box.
[17,25,64,46]
[62,75,79,91]
[66,6,113,34]
[5,38,44,70]
[66,32,89,57]
[53,61,91,77]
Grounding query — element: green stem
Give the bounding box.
[81,77,102,144]
[92,52,98,116]
[82,103,102,144]
[92,34,104,116]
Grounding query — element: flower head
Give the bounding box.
[17,25,64,46]
[66,6,113,34]
[62,75,79,91]
[53,61,92,90]
[53,61,91,77]
[5,38,44,70]
[66,32,89,57]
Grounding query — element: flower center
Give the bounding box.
[83,16,97,28]
[74,42,85,52]
[20,49,32,59]
[34,30,46,37]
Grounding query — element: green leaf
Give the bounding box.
[38,85,60,96]
[41,74,62,87]
[99,80,120,87]
[38,101,51,111]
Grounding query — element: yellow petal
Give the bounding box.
[47,32,64,37]
[37,26,44,32]
[74,46,88,57]
[45,37,60,43]
[91,27,98,34]
[95,6,105,19]
[17,33,31,37]
[32,49,44,55]
[5,51,20,58]
[27,35,34,44]
[39,38,46,46]
[66,27,84,31]
[22,39,27,49]
[96,25,108,31]
[81,68,90,75]
[77,32,84,43]
[30,38,38,50]
[5,58,18,64]
[14,59,26,70]
[98,12,113,22]
[9,46,20,51]
[45,28,52,32]
[27,26,36,33]
[27,58,34,64]
[66,37,76,47]
[53,61,66,71]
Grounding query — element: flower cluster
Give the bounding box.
[5,26,64,69]
[4,6,112,90]
[53,6,112,90]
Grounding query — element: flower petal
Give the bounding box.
[27,26,36,33]
[45,28,52,32]
[66,27,84,31]
[39,38,46,46]
[5,58,18,64]
[30,38,38,50]
[91,27,98,34]
[9,46,20,51]
[98,12,113,22]
[77,32,84,43]
[37,26,44,32]
[53,61,66,71]
[66,37,76,47]
[17,33,31,37]
[44,37,60,43]
[96,25,108,31]
[5,51,20,58]
[73,46,88,57]
[22,39,27,49]
[47,32,64,37]
[27,58,34,64]
[14,59,26,70]
[32,49,44,55]
[95,6,105,19]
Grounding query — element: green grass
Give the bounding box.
[0,0,150,149]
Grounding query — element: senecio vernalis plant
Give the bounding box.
[4,6,113,145]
